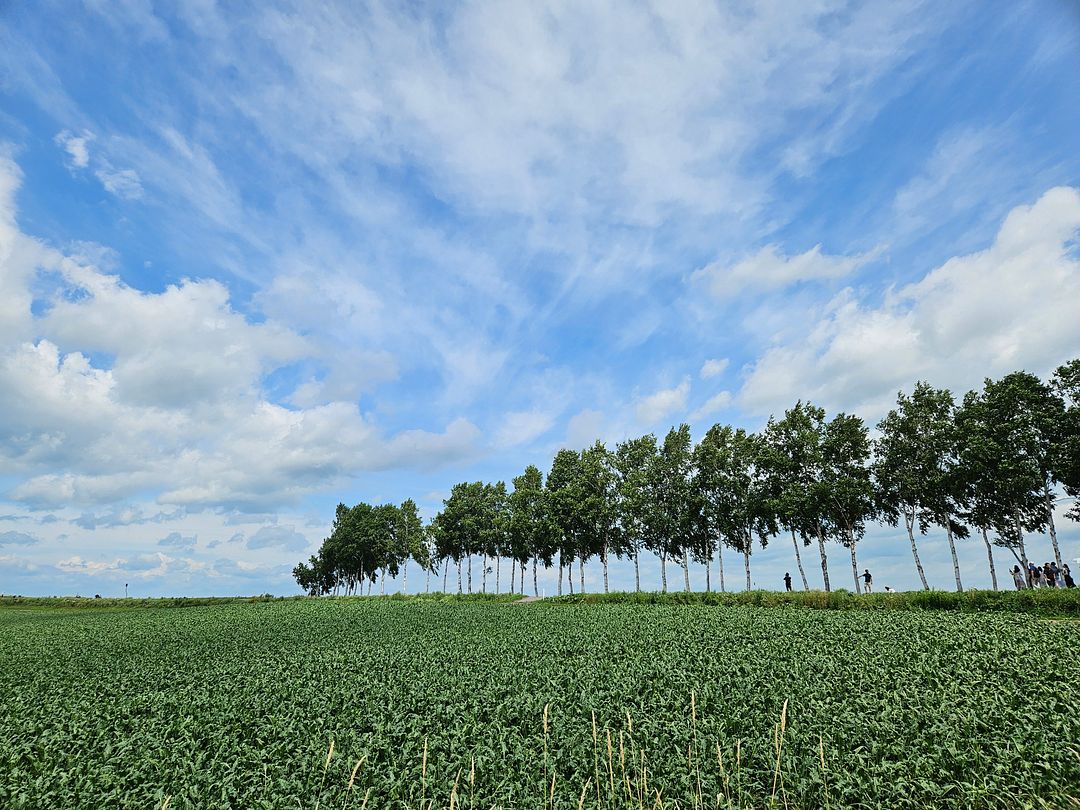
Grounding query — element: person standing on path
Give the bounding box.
[1058,565,1075,591]
[784,572,792,592]
[1011,566,1026,590]
[862,569,873,593]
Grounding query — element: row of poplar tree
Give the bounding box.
[293,360,1080,596]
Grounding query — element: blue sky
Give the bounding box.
[1,0,1079,597]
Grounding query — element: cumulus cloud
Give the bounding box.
[246,525,308,552]
[693,244,880,300]
[0,156,482,511]
[55,129,93,168]
[635,379,690,425]
[495,409,556,448]
[739,186,1080,418]
[55,556,123,575]
[75,506,182,530]
[54,130,143,199]
[94,165,143,199]
[157,531,197,552]
[699,358,729,380]
[0,530,38,546]
[690,391,733,423]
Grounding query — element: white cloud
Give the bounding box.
[55,556,123,575]
[635,379,690,425]
[690,391,733,423]
[495,409,556,449]
[246,525,308,552]
[0,155,482,511]
[739,186,1080,418]
[55,129,93,168]
[94,165,143,199]
[699,358,729,380]
[565,409,605,450]
[693,244,880,300]
[157,531,196,552]
[239,1,932,226]
[0,530,38,546]
[54,130,144,199]
[373,417,482,471]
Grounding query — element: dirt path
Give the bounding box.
[514,595,544,603]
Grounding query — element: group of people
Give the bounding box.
[1011,562,1075,590]
[777,562,1078,592]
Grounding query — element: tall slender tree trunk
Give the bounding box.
[1044,485,1063,570]
[981,527,998,591]
[467,555,473,594]
[790,528,809,591]
[533,558,539,597]
[718,542,726,593]
[847,535,860,595]
[660,553,668,593]
[816,524,831,592]
[402,560,408,594]
[743,546,751,592]
[496,556,501,594]
[705,549,711,593]
[568,560,574,595]
[457,558,462,594]
[481,554,488,594]
[602,545,609,593]
[1012,507,1030,585]
[557,562,563,596]
[521,561,526,595]
[579,556,585,593]
[442,557,449,593]
[904,510,929,590]
[945,521,963,592]
[510,558,516,595]
[682,548,691,592]
[426,564,431,594]
[634,551,640,592]
[367,578,372,596]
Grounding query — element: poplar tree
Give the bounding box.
[768,402,833,591]
[957,373,1066,575]
[510,465,554,596]
[579,441,620,593]
[821,413,876,594]
[646,425,694,592]
[758,418,810,590]
[874,383,968,591]
[613,434,657,592]
[1051,359,1080,524]
[547,449,584,594]
[690,425,729,592]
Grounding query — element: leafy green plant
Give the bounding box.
[0,600,1076,808]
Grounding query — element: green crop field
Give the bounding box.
[1,600,1077,809]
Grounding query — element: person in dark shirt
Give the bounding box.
[862,568,873,593]
[1063,564,1075,588]
[1046,562,1059,588]
[783,572,792,592]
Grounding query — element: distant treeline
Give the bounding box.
[294,361,1080,597]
